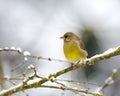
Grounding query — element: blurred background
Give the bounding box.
[0,0,120,96]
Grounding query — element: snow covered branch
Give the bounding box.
[0,46,120,96]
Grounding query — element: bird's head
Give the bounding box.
[60,32,76,42]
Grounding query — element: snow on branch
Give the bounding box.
[0,46,120,96]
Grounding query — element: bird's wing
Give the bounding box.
[79,39,85,49]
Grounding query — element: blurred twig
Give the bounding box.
[100,67,120,91]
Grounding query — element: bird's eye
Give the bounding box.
[64,35,68,38]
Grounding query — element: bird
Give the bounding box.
[61,32,88,61]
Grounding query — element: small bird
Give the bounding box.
[61,32,88,61]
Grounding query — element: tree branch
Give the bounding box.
[0,46,120,96]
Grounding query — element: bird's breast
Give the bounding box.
[63,42,86,61]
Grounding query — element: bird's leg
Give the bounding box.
[70,60,81,67]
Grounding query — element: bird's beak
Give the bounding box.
[60,36,64,39]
